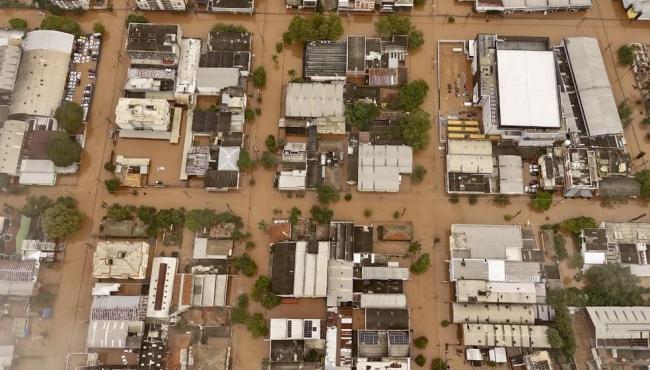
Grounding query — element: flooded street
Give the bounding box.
[2,1,650,369]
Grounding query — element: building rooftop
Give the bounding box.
[450,259,542,282]
[99,219,148,238]
[582,228,608,251]
[126,24,179,53]
[498,155,524,194]
[0,120,26,176]
[146,257,177,319]
[496,49,560,128]
[604,222,650,244]
[193,237,233,259]
[454,280,539,304]
[284,83,344,118]
[204,169,239,190]
[86,320,144,349]
[270,318,321,340]
[192,111,232,133]
[304,41,347,81]
[217,146,240,171]
[115,98,171,130]
[450,224,523,261]
[599,177,641,198]
[358,144,413,192]
[452,302,536,324]
[462,323,551,348]
[327,260,353,306]
[208,31,251,52]
[271,242,296,296]
[365,309,410,331]
[360,293,407,308]
[564,37,623,136]
[378,223,413,241]
[586,306,650,343]
[92,241,149,280]
[10,31,73,117]
[361,266,409,280]
[90,295,144,321]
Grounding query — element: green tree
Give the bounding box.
[40,16,81,35]
[363,208,373,218]
[410,253,430,274]
[401,109,431,150]
[104,179,120,193]
[561,216,597,238]
[317,185,340,204]
[137,206,157,224]
[344,193,352,201]
[412,165,427,184]
[125,14,149,27]
[47,131,81,166]
[546,327,564,348]
[531,191,553,212]
[185,208,217,231]
[265,135,277,152]
[431,358,447,370]
[55,102,84,133]
[103,203,135,221]
[104,162,116,171]
[283,14,344,44]
[618,44,635,66]
[345,102,379,130]
[374,15,423,49]
[260,151,277,169]
[275,41,284,53]
[252,66,267,87]
[245,109,255,122]
[55,196,76,208]
[414,354,426,367]
[8,18,27,30]
[635,169,650,200]
[310,205,333,224]
[92,22,106,35]
[231,294,250,324]
[553,233,568,261]
[584,264,646,306]
[619,101,633,125]
[493,194,511,207]
[408,241,422,256]
[237,149,254,170]
[246,313,269,338]
[233,253,258,277]
[42,202,82,239]
[251,276,281,309]
[414,336,428,349]
[288,207,301,225]
[211,23,247,33]
[22,196,54,218]
[154,208,184,228]
[399,79,429,111]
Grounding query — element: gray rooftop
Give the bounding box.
[450,224,523,261]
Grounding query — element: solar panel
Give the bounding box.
[287,320,292,338]
[388,331,409,345]
[359,331,379,345]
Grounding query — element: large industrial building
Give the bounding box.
[470,34,623,147]
[135,0,187,10]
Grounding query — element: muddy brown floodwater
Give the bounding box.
[2,1,650,369]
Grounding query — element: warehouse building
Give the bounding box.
[473,0,591,14]
[357,144,413,192]
[284,83,345,118]
[92,241,149,280]
[135,0,187,10]
[126,24,182,67]
[9,30,74,118]
[586,306,650,349]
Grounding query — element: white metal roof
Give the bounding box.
[175,38,200,96]
[293,241,329,297]
[0,120,26,176]
[270,318,321,340]
[357,144,413,192]
[146,257,177,319]
[447,139,492,156]
[497,49,560,128]
[196,67,239,94]
[327,260,353,306]
[277,170,307,190]
[498,155,524,195]
[462,323,551,348]
[586,306,650,341]
[564,37,623,136]
[360,294,407,308]
[450,224,523,261]
[446,154,493,174]
[22,30,74,53]
[361,266,410,280]
[217,146,240,171]
[452,302,536,324]
[285,83,345,118]
[18,160,56,186]
[455,280,539,304]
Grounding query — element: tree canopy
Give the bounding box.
[103,203,135,221]
[93,22,106,35]
[310,206,333,224]
[104,178,120,193]
[399,79,429,111]
[237,149,254,170]
[246,313,269,338]
[412,164,427,184]
[211,23,247,33]
[185,208,217,231]
[345,102,379,130]
[233,253,258,277]
[317,185,340,204]
[400,109,431,151]
[584,264,646,306]
[41,16,81,36]
[531,191,553,212]
[635,169,650,200]
[8,18,27,30]
[47,131,81,167]
[42,202,82,239]
[125,14,149,27]
[22,196,54,218]
[283,14,344,44]
[374,15,424,49]
[251,276,281,309]
[561,216,597,237]
[55,102,84,133]
[251,66,267,88]
[260,151,277,169]
[618,44,635,66]
[410,253,430,274]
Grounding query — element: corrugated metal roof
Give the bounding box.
[284,83,344,118]
[361,266,410,280]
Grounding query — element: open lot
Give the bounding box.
[2,1,650,369]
